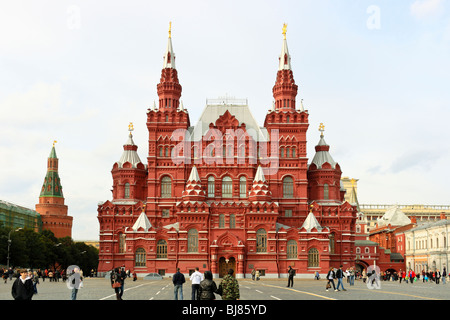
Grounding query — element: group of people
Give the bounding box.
[325,265,349,292]
[396,268,447,284]
[1,267,65,283]
[172,267,240,300]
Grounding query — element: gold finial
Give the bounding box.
[319,123,325,137]
[128,122,134,132]
[282,23,287,40]
[168,21,172,38]
[53,140,57,147]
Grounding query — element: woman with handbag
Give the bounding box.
[110,268,125,300]
[326,267,336,292]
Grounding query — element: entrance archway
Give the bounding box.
[219,257,236,278]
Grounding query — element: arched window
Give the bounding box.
[124,183,130,199]
[324,184,329,200]
[219,214,225,228]
[222,176,232,198]
[161,176,172,198]
[287,240,297,259]
[256,229,267,253]
[229,214,236,229]
[135,248,146,267]
[208,176,215,198]
[283,176,294,198]
[157,240,167,258]
[188,229,198,252]
[239,176,247,198]
[308,248,319,267]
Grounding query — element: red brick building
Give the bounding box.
[35,143,73,238]
[97,25,357,278]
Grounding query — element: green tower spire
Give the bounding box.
[40,141,64,198]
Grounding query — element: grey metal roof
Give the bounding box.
[189,102,269,142]
[377,205,411,227]
[310,136,337,169]
[116,133,145,168]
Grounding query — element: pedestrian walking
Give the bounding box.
[32,270,39,295]
[442,268,447,284]
[198,271,218,300]
[69,266,83,300]
[110,267,125,300]
[314,271,320,280]
[190,267,203,300]
[11,269,34,300]
[255,270,260,281]
[362,269,367,283]
[287,266,295,287]
[218,269,240,300]
[349,267,355,286]
[326,267,336,291]
[172,268,185,300]
[436,270,441,284]
[251,268,256,281]
[336,265,347,291]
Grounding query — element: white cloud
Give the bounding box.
[410,0,444,20]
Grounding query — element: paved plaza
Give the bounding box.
[1,276,450,301]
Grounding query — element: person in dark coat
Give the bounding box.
[172,268,185,300]
[11,269,34,300]
[110,267,126,300]
[287,266,295,287]
[198,271,218,300]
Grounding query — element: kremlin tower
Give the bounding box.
[35,142,73,238]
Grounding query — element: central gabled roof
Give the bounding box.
[189,99,269,142]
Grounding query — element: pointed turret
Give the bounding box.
[272,23,298,112]
[39,141,63,198]
[131,207,152,232]
[310,123,337,169]
[307,123,343,203]
[35,141,73,238]
[248,166,272,202]
[116,123,144,168]
[181,166,206,200]
[157,21,182,111]
[163,21,176,69]
[300,208,323,232]
[111,123,147,200]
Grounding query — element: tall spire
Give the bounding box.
[163,21,176,69]
[157,21,182,111]
[278,23,292,71]
[272,23,298,112]
[40,141,63,198]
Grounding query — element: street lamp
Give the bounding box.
[7,227,22,268]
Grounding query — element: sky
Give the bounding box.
[1,0,449,241]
